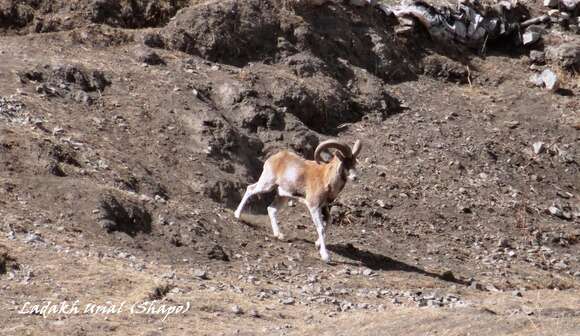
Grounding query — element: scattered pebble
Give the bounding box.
[498,238,510,248]
[533,142,545,155]
[24,232,44,244]
[281,297,295,305]
[231,305,243,315]
[548,206,564,219]
[193,269,209,280]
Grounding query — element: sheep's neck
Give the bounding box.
[325,162,346,202]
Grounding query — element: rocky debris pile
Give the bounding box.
[527,43,579,92]
[384,0,526,48]
[547,202,576,221]
[530,140,577,165]
[397,291,466,308]
[542,0,580,30]
[0,96,26,123]
[522,246,579,275]
[523,4,579,91]
[17,64,110,105]
[254,281,467,312]
[384,0,579,46]
[475,241,580,276]
[224,260,472,313]
[377,0,578,92]
[23,232,45,245]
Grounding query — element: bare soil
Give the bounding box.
[1,0,579,335]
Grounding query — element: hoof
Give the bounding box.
[320,252,331,264]
[276,233,286,241]
[234,210,241,219]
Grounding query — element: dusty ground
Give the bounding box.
[1,0,579,335]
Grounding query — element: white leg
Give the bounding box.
[322,205,331,247]
[235,182,257,218]
[309,206,330,263]
[317,206,329,248]
[234,164,276,219]
[267,197,285,240]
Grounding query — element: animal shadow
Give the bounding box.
[328,243,468,285]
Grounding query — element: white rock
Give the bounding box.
[529,74,544,87]
[560,0,579,11]
[541,69,560,91]
[231,305,243,315]
[522,31,541,45]
[24,232,44,244]
[193,269,208,279]
[533,141,545,154]
[548,206,564,218]
[544,0,558,7]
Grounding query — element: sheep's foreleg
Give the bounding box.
[315,206,330,248]
[309,206,330,263]
[267,196,286,240]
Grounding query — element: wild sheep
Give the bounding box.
[234,139,362,263]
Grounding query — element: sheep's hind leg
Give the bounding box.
[234,164,276,219]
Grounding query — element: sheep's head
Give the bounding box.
[314,140,362,181]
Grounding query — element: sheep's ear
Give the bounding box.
[352,140,362,158]
[335,151,346,161]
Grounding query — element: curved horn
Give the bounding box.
[352,140,362,158]
[314,140,352,164]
